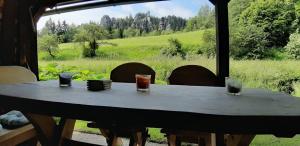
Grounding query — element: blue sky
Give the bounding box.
[37,0,213,30]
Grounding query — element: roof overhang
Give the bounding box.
[43,0,169,16]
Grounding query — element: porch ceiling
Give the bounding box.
[43,0,217,16]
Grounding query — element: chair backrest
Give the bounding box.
[168,65,219,86]
[0,66,37,84]
[110,62,156,84]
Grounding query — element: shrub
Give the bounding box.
[231,25,270,59]
[285,31,300,59]
[82,39,98,58]
[201,29,216,58]
[239,0,296,47]
[161,38,186,59]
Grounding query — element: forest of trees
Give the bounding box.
[38,0,300,60]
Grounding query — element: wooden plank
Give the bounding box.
[25,114,57,146]
[56,118,76,146]
[216,133,225,146]
[0,124,36,146]
[1,81,300,135]
[215,0,230,86]
[26,113,75,146]
[62,139,104,146]
[226,135,255,146]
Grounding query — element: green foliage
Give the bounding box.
[123,28,140,37]
[39,19,76,43]
[185,5,215,31]
[39,63,104,81]
[74,22,110,42]
[231,25,270,59]
[201,29,216,58]
[161,38,186,59]
[81,39,99,58]
[38,34,59,59]
[239,0,297,47]
[229,0,254,25]
[285,30,300,59]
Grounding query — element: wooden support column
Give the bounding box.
[18,0,39,78]
[215,0,230,86]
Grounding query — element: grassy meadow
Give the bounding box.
[38,30,300,145]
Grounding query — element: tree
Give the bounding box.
[100,15,112,32]
[161,38,186,59]
[185,5,214,31]
[285,30,300,59]
[74,22,110,42]
[239,0,297,47]
[229,0,254,26]
[44,18,56,35]
[196,5,215,29]
[74,22,109,58]
[38,34,59,58]
[231,25,270,59]
[202,29,216,58]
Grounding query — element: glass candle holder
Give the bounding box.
[226,77,242,96]
[59,73,73,87]
[136,74,151,92]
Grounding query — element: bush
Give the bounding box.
[161,38,186,59]
[39,63,104,81]
[231,25,270,59]
[201,29,216,58]
[285,31,300,59]
[82,39,98,58]
[239,0,296,47]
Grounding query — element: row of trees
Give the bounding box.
[39,11,190,43]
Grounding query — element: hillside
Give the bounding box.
[38,30,205,60]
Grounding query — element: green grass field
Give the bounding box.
[39,30,204,60]
[38,30,300,145]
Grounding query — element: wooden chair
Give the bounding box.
[162,65,219,146]
[87,62,156,146]
[110,62,155,84]
[167,65,219,86]
[0,66,37,146]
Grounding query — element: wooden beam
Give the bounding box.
[215,0,230,86]
[43,0,168,16]
[18,0,39,78]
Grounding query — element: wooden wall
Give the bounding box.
[0,0,4,45]
[0,0,39,78]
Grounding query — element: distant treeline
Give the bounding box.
[38,5,214,43]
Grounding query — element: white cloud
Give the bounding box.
[120,5,135,15]
[143,2,194,18]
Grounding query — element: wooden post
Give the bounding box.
[215,0,230,86]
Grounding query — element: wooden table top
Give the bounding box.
[1,80,300,133]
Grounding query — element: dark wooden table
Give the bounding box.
[0,80,300,146]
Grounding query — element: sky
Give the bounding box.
[37,0,213,30]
